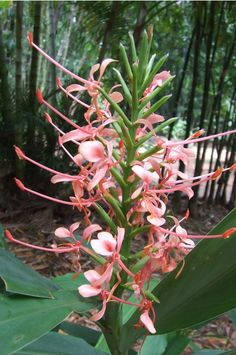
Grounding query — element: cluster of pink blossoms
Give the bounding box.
[6,32,236,334]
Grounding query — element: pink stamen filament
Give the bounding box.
[42,97,80,129]
[118,258,135,278]
[58,81,90,109]
[158,226,225,239]
[6,232,79,253]
[154,175,213,194]
[21,184,82,206]
[31,41,95,87]
[44,114,80,146]
[20,151,80,180]
[165,129,236,147]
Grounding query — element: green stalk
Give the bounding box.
[94,203,117,233]
[129,225,151,238]
[104,194,127,227]
[110,167,127,189]
[137,145,162,161]
[131,62,138,122]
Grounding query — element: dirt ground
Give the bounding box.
[0,187,236,354]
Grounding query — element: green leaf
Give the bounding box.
[59,321,101,346]
[15,332,106,355]
[0,249,58,298]
[193,351,228,355]
[140,334,167,355]
[52,273,86,291]
[120,208,236,351]
[0,289,97,354]
[163,332,190,355]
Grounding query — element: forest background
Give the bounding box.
[0,0,236,212]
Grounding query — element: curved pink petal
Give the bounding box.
[51,174,78,184]
[117,227,125,253]
[62,128,91,143]
[147,215,165,227]
[99,59,116,81]
[79,141,105,162]
[66,84,86,93]
[88,166,107,191]
[109,91,123,103]
[91,239,114,256]
[140,310,156,334]
[92,263,113,287]
[90,63,100,78]
[132,165,153,184]
[70,222,81,233]
[84,269,101,283]
[54,227,71,238]
[90,298,107,321]
[82,224,102,241]
[78,284,101,297]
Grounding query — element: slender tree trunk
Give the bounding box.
[27,1,41,154]
[190,2,215,207]
[133,2,148,46]
[15,1,24,178]
[97,1,121,64]
[168,27,195,139]
[49,1,57,106]
[0,17,15,164]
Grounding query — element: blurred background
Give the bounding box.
[0,0,235,210]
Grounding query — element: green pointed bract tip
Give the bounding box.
[144,290,160,303]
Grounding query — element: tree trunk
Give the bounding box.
[27,1,41,154]
[0,16,15,164]
[15,1,24,178]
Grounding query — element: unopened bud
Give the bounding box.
[14,178,25,191]
[36,89,44,104]
[44,113,52,123]
[14,146,25,160]
[211,168,223,180]
[223,228,236,239]
[5,229,14,241]
[56,77,62,87]
[27,32,33,47]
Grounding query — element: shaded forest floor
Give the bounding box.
[0,187,236,353]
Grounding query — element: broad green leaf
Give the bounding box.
[0,0,12,9]
[0,249,58,298]
[52,273,86,291]
[120,208,236,351]
[163,332,190,355]
[140,334,167,355]
[0,289,97,354]
[15,332,106,355]
[59,321,101,346]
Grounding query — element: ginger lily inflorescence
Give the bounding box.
[6,29,236,338]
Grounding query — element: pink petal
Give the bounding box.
[132,165,153,184]
[90,299,107,321]
[51,174,77,184]
[140,310,156,334]
[70,222,80,233]
[62,128,91,143]
[147,216,165,227]
[54,227,71,238]
[78,284,101,297]
[66,84,86,93]
[92,263,113,287]
[99,59,116,81]
[131,186,143,199]
[79,141,105,162]
[117,227,125,253]
[90,63,100,78]
[84,270,101,283]
[109,91,123,103]
[91,232,116,256]
[82,224,102,241]
[88,166,107,191]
